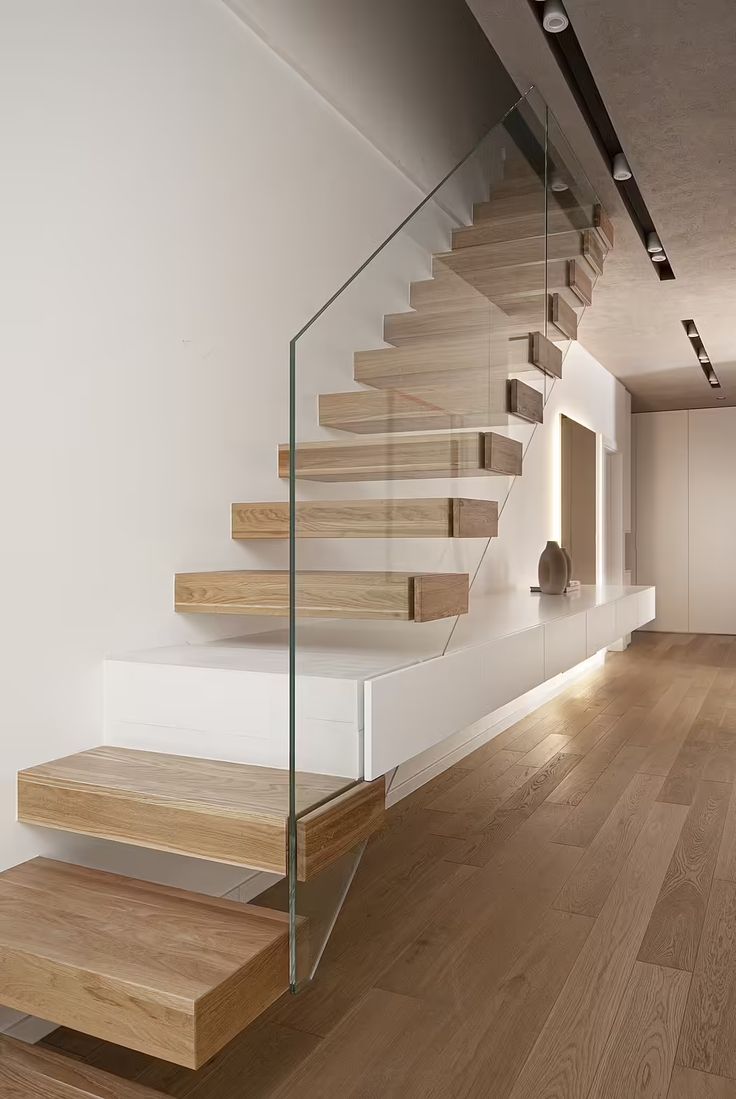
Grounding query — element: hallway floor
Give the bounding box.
[43,633,736,1097]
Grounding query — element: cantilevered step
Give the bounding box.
[409,257,593,314]
[353,330,560,390]
[278,431,522,481]
[18,747,384,879]
[453,207,590,248]
[318,376,543,433]
[175,570,470,621]
[439,229,604,274]
[0,1035,165,1097]
[0,858,291,1068]
[232,498,499,538]
[438,244,601,303]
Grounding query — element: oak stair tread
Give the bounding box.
[0,858,292,1069]
[352,332,558,391]
[231,498,499,538]
[0,1034,165,1098]
[318,376,543,433]
[278,431,522,481]
[18,746,383,878]
[175,569,470,622]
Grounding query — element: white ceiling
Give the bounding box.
[468,0,736,411]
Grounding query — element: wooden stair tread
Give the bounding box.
[0,858,291,1069]
[0,1034,165,1097]
[437,229,596,272]
[278,431,522,481]
[175,569,470,622]
[318,376,543,433]
[231,498,499,538]
[18,747,382,879]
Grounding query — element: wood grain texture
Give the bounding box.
[439,229,586,275]
[508,801,687,1099]
[452,209,588,249]
[278,432,522,481]
[318,379,516,434]
[588,961,690,1099]
[668,1065,736,1097]
[0,858,291,1069]
[568,257,594,306]
[715,782,736,882]
[508,378,543,423]
[554,771,663,917]
[297,780,385,880]
[678,878,736,1077]
[550,292,579,340]
[231,498,498,539]
[639,781,729,970]
[18,747,381,880]
[583,228,607,277]
[526,330,562,378]
[0,1035,165,1098]
[174,569,469,621]
[593,203,615,250]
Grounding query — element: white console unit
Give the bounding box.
[104,585,655,782]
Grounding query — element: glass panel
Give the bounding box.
[287,86,600,989]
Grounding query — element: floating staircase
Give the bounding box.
[3,111,614,1092]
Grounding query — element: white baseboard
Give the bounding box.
[385,650,607,808]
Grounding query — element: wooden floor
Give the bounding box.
[41,633,736,1098]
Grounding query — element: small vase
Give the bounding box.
[538,540,569,595]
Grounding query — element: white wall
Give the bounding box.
[223,0,519,190]
[0,0,516,892]
[635,407,736,634]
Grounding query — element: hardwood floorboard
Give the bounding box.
[588,961,691,1099]
[669,1065,736,1097]
[639,782,729,971]
[715,782,736,883]
[554,742,651,848]
[447,751,583,866]
[554,771,663,916]
[507,801,688,1098]
[677,878,736,1079]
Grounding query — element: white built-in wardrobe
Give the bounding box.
[634,407,736,633]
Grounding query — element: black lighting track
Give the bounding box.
[682,319,722,392]
[525,0,675,281]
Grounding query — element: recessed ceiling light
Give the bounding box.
[699,350,710,363]
[612,153,632,181]
[716,395,727,400]
[542,0,569,32]
[550,170,569,192]
[646,232,663,253]
[686,322,698,338]
[651,252,667,263]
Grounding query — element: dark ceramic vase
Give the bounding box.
[538,540,569,594]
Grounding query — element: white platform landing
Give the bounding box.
[104,585,655,781]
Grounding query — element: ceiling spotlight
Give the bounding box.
[716,395,727,400]
[651,251,667,263]
[550,170,569,192]
[699,351,711,364]
[612,153,632,181]
[646,232,663,253]
[686,321,698,338]
[542,0,569,33]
